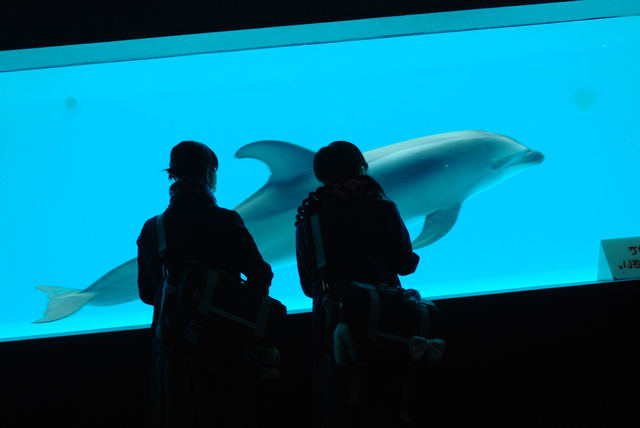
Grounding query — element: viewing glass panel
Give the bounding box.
[1,10,638,341]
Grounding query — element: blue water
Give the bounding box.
[0,15,638,342]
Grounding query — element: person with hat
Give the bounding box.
[137,140,273,427]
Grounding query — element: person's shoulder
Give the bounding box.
[141,215,158,231]
[366,196,398,210]
[365,197,402,218]
[373,197,397,206]
[295,214,311,231]
[198,203,235,216]
[212,206,246,224]
[212,205,236,216]
[137,214,160,243]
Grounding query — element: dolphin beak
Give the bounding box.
[492,150,544,170]
[522,150,544,165]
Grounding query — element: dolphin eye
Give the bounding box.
[491,157,510,170]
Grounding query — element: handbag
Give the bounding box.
[310,213,445,370]
[154,213,286,373]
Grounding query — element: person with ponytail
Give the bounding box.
[295,141,419,427]
[137,140,273,427]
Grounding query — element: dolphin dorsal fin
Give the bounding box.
[235,140,316,182]
[412,203,462,248]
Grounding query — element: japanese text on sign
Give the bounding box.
[619,246,640,270]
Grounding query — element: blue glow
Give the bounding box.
[0,15,638,341]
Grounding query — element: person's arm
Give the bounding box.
[136,220,156,305]
[228,211,273,294]
[385,201,420,276]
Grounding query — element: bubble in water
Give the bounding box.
[65,96,77,108]
[572,87,596,112]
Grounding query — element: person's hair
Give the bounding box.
[313,140,386,197]
[165,141,218,181]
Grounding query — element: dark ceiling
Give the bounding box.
[0,1,575,51]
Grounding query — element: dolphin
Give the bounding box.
[33,130,543,322]
[367,130,545,247]
[235,130,544,261]
[32,259,139,323]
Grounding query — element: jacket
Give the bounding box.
[137,179,273,350]
[296,195,418,352]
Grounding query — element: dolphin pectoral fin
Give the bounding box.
[412,203,462,249]
[32,286,97,323]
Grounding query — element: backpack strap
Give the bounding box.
[156,213,167,258]
[310,213,326,271]
[155,213,170,284]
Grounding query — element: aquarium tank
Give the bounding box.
[0,1,638,341]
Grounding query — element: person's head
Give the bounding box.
[166,141,218,190]
[313,140,386,198]
[313,140,368,186]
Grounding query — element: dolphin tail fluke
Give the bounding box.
[32,286,96,323]
[412,203,462,248]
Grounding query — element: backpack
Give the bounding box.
[334,282,444,371]
[311,213,445,413]
[154,213,286,374]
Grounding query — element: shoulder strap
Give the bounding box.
[310,213,326,271]
[156,213,167,258]
[155,213,170,282]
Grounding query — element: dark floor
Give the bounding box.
[2,279,638,427]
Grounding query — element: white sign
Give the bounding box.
[597,236,640,281]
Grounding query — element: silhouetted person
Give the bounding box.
[137,141,273,427]
[295,141,419,427]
